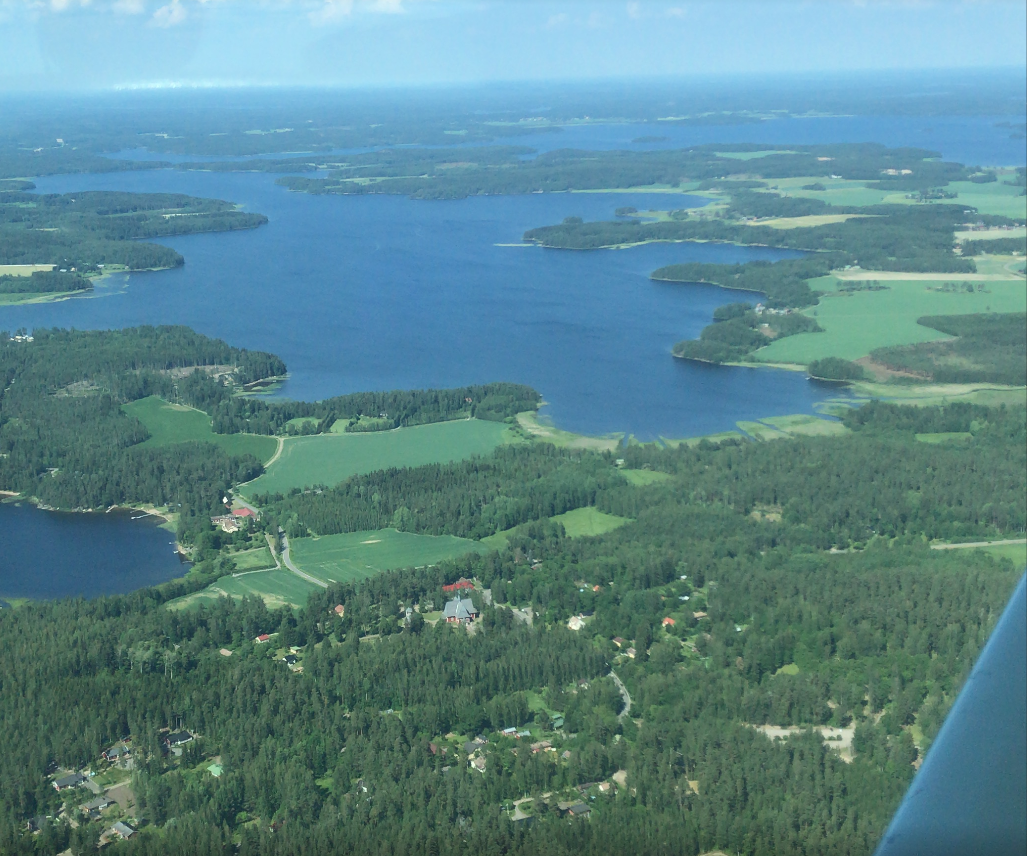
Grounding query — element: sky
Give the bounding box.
[0,0,1024,91]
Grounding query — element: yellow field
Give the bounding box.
[0,264,55,276]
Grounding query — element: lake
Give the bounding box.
[0,111,1015,599]
[12,170,821,439]
[0,502,188,601]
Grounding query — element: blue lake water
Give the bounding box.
[11,169,820,440]
[0,502,187,600]
[2,111,1018,598]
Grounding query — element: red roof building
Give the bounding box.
[232,508,256,518]
[442,579,474,594]
[662,617,676,627]
[255,634,271,644]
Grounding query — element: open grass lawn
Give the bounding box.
[755,279,1027,364]
[550,507,631,538]
[166,570,318,611]
[290,528,484,584]
[123,396,278,463]
[243,419,513,495]
[229,546,276,570]
[620,469,673,486]
[979,542,1027,569]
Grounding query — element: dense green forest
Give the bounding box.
[0,191,267,270]
[1,399,1023,856]
[0,328,538,542]
[275,143,975,201]
[0,270,91,296]
[870,313,1027,385]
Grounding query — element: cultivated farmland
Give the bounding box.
[123,396,278,463]
[289,528,485,584]
[243,419,514,496]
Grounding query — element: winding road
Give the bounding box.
[609,670,632,721]
[281,534,328,589]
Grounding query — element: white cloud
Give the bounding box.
[152,0,186,26]
[666,6,686,18]
[626,1,640,19]
[112,0,145,12]
[547,11,568,27]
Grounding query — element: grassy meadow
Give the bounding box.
[166,569,318,611]
[550,506,631,538]
[123,396,278,463]
[243,419,514,496]
[619,469,673,486]
[755,278,1027,364]
[290,528,484,584]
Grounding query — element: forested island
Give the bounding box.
[0,189,268,302]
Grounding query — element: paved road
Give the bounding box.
[931,538,1026,550]
[609,670,632,721]
[281,535,328,589]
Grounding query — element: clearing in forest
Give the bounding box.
[289,528,485,583]
[550,507,631,538]
[123,396,277,463]
[243,419,514,495]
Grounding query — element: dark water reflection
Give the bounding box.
[0,502,187,600]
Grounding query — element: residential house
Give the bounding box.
[82,796,114,817]
[443,597,478,624]
[282,654,298,666]
[662,617,676,627]
[332,604,345,617]
[442,579,474,594]
[255,633,271,644]
[102,744,130,763]
[164,731,193,748]
[516,730,531,739]
[112,822,136,840]
[501,727,518,737]
[692,611,708,620]
[52,773,85,792]
[612,637,625,648]
[211,515,239,533]
[232,507,257,520]
[567,804,591,819]
[470,755,487,773]
[552,716,565,730]
[530,740,552,754]
[567,615,585,631]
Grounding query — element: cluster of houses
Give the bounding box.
[211,507,258,533]
[753,303,793,317]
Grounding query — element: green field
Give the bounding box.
[620,469,673,486]
[229,547,276,570]
[243,419,513,495]
[166,570,318,611]
[978,542,1027,569]
[770,176,894,208]
[550,507,631,538]
[290,528,484,583]
[123,396,278,463]
[756,279,1027,364]
[902,181,1026,219]
[737,421,791,441]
